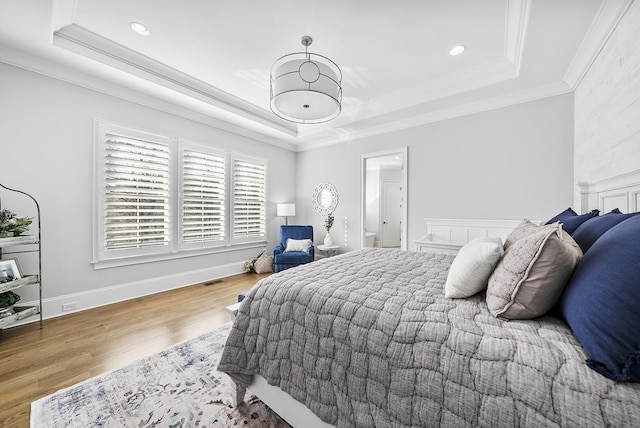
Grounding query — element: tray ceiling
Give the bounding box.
[0,0,623,150]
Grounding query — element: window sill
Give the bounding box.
[92,240,267,270]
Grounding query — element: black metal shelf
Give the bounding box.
[0,183,42,329]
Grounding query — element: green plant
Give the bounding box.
[325,214,334,231]
[244,259,256,273]
[0,209,32,236]
[0,291,20,308]
[244,250,264,273]
[0,275,15,284]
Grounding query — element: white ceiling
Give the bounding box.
[0,0,621,151]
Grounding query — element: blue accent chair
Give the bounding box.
[273,225,314,272]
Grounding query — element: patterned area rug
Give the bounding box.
[31,322,291,427]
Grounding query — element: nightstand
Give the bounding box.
[317,244,341,258]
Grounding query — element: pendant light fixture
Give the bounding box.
[270,36,342,124]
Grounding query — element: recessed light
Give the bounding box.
[130,22,150,36]
[449,45,466,56]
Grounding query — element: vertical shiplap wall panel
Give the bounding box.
[574,1,640,208]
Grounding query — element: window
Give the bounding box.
[232,156,266,243]
[181,146,226,246]
[94,121,266,267]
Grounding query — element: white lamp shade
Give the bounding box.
[277,203,296,217]
[270,53,342,124]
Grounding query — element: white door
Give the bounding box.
[380,180,402,247]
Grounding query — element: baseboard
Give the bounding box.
[13,262,244,326]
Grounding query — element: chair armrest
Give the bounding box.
[308,245,315,258]
[274,244,285,256]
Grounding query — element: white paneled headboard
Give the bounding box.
[578,169,640,214]
[414,170,640,254]
[413,218,535,254]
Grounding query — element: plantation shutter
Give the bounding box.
[103,134,171,251]
[181,149,225,243]
[233,158,266,240]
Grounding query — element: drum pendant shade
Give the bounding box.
[270,36,342,124]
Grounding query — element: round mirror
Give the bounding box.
[312,182,339,215]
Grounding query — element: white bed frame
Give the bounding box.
[243,375,334,428]
[578,169,640,214]
[413,218,531,253]
[238,169,640,428]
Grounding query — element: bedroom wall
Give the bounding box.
[574,0,640,208]
[0,62,296,320]
[296,93,575,252]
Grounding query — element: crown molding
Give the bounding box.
[0,44,298,152]
[3,0,610,155]
[564,0,634,90]
[297,81,571,152]
[51,0,76,31]
[504,0,530,74]
[0,37,573,156]
[339,0,528,127]
[53,24,297,137]
[362,58,520,122]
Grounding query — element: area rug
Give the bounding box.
[31,322,291,427]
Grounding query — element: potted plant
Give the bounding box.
[324,213,334,246]
[0,290,20,318]
[0,209,32,237]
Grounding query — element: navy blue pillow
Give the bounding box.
[546,207,577,222]
[559,215,640,382]
[546,208,599,234]
[571,209,640,253]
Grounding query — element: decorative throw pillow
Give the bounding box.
[559,215,640,382]
[546,207,577,223]
[570,209,640,253]
[486,223,582,320]
[445,237,504,298]
[284,238,313,253]
[503,219,539,251]
[253,252,273,274]
[545,207,599,234]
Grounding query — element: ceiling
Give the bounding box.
[0,0,621,151]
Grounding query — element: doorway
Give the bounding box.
[360,147,407,250]
[380,179,402,247]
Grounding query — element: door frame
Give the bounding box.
[360,147,408,250]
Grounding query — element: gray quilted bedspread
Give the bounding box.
[218,248,640,427]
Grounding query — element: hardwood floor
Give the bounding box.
[0,272,269,428]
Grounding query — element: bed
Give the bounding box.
[218,171,640,427]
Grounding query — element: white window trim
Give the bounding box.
[231,153,268,246]
[178,140,228,252]
[92,119,267,269]
[93,120,177,265]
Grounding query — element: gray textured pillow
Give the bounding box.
[503,219,539,251]
[486,223,582,320]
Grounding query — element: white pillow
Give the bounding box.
[284,238,313,253]
[445,237,504,299]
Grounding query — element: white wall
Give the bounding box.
[297,94,575,251]
[574,0,640,207]
[0,51,580,320]
[0,62,295,319]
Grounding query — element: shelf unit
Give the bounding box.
[0,183,42,329]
